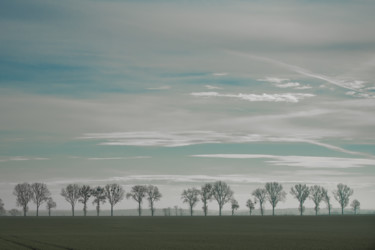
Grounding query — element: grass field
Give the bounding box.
[0,216,374,250]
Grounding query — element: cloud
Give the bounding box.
[190,92,314,103]
[274,82,300,88]
[212,73,228,76]
[0,156,49,162]
[146,86,171,90]
[86,156,150,160]
[191,154,375,168]
[205,85,223,90]
[257,77,289,83]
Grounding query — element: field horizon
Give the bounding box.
[1,216,374,250]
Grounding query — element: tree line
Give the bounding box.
[0,181,361,217]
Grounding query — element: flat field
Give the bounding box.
[0,216,374,250]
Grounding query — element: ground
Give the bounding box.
[0,216,374,250]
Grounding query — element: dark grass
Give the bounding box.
[0,216,374,250]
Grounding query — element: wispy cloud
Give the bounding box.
[191,154,375,168]
[205,85,223,90]
[212,73,228,76]
[190,92,314,103]
[146,86,171,90]
[257,77,289,83]
[86,156,150,160]
[274,82,301,88]
[0,156,49,162]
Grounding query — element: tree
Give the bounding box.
[174,206,178,216]
[61,184,80,216]
[333,183,354,215]
[200,183,213,216]
[105,183,125,216]
[322,188,332,215]
[146,185,162,216]
[46,197,56,216]
[265,182,286,216]
[231,199,239,216]
[8,208,22,216]
[31,183,51,216]
[127,185,147,216]
[13,183,33,216]
[350,199,360,215]
[0,198,5,216]
[181,188,200,216]
[246,198,256,215]
[290,184,310,216]
[309,185,324,216]
[78,185,91,216]
[211,181,233,216]
[91,186,106,216]
[252,188,267,216]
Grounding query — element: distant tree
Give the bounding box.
[246,198,256,216]
[211,181,233,216]
[231,199,239,216]
[61,184,80,216]
[181,188,200,216]
[127,185,147,216]
[290,184,310,216]
[252,188,267,216]
[322,188,332,215]
[265,182,286,216]
[8,208,22,216]
[13,183,33,216]
[200,183,213,216]
[179,208,183,216]
[333,183,353,215]
[46,197,56,216]
[168,207,171,216]
[0,198,5,216]
[31,183,51,216]
[350,199,360,215]
[146,185,162,216]
[105,183,125,216]
[162,208,168,216]
[309,185,325,216]
[78,185,92,216]
[91,186,106,216]
[174,206,178,216]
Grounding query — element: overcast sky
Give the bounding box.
[1,0,375,212]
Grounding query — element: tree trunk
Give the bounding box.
[23,205,27,217]
[72,204,74,217]
[48,208,51,216]
[219,206,222,216]
[328,206,331,216]
[111,205,113,216]
[315,208,318,216]
[232,209,234,216]
[96,204,100,216]
[341,206,344,215]
[190,206,193,216]
[300,203,303,216]
[138,202,141,216]
[272,206,275,216]
[36,205,39,217]
[84,203,87,216]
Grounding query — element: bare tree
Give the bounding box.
[265,182,286,216]
[146,185,162,216]
[61,184,80,216]
[46,197,56,216]
[0,198,5,216]
[231,199,239,216]
[322,188,332,215]
[13,183,33,216]
[8,208,22,216]
[200,183,213,216]
[290,184,310,216]
[91,186,106,216]
[333,183,353,215]
[211,181,233,216]
[309,185,324,216]
[174,206,178,216]
[246,198,256,215]
[350,199,360,215]
[31,183,51,216]
[105,183,125,216]
[127,185,147,216]
[181,188,200,216]
[78,185,91,216]
[252,188,267,216]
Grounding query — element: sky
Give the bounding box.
[1,0,375,213]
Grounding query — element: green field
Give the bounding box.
[0,216,374,250]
